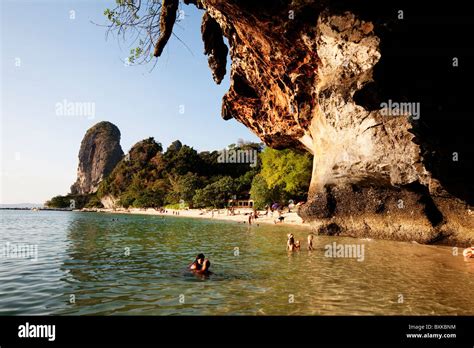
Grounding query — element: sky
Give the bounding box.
[0,0,259,204]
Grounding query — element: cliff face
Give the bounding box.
[71,122,124,195]
[175,0,474,245]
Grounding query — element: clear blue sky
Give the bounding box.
[0,0,259,204]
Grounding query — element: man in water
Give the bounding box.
[189,253,211,273]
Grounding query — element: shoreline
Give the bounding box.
[28,207,472,247]
[79,207,311,228]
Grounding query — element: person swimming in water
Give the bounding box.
[189,253,211,273]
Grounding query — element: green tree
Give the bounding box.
[235,167,259,193]
[119,191,136,208]
[164,144,202,176]
[85,195,104,208]
[90,138,264,210]
[259,147,312,198]
[129,137,162,166]
[167,140,182,153]
[132,189,163,208]
[193,176,236,208]
[165,172,203,207]
[249,174,282,209]
[45,194,94,209]
[45,195,71,208]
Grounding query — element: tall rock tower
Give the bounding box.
[70,121,124,195]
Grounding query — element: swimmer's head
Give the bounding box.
[196,253,205,262]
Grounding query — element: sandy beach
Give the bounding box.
[81,207,310,228]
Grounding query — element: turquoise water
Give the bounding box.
[0,210,473,315]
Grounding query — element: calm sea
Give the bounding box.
[0,210,473,315]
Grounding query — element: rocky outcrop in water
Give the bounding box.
[70,122,124,195]
[159,1,474,245]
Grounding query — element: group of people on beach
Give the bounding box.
[246,206,288,225]
[247,210,259,225]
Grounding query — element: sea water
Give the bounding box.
[0,210,473,315]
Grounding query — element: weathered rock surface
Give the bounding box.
[71,122,124,195]
[100,195,119,209]
[176,1,474,245]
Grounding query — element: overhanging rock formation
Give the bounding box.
[175,0,474,245]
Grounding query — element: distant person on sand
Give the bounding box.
[189,253,211,274]
[275,216,285,224]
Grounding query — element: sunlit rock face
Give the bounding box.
[185,0,474,245]
[71,122,124,195]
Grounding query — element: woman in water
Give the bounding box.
[287,234,296,251]
[286,233,301,251]
[189,253,211,273]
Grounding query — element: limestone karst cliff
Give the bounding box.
[163,0,473,245]
[70,121,124,195]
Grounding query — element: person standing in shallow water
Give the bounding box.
[287,234,296,251]
[189,253,211,273]
[307,234,314,251]
[286,233,302,251]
